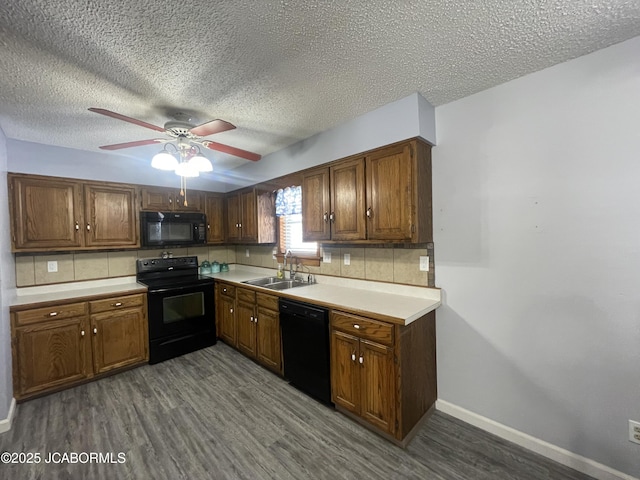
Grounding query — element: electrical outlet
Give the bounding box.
[47,261,58,273]
[343,253,351,266]
[245,249,250,258]
[323,252,331,263]
[419,256,429,272]
[630,420,640,444]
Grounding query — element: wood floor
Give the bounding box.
[0,343,593,480]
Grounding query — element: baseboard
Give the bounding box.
[0,398,16,434]
[436,400,638,480]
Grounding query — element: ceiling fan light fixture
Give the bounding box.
[175,161,200,178]
[188,154,213,172]
[151,150,179,171]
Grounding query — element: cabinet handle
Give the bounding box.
[113,302,123,307]
[81,330,85,337]
[238,223,242,228]
[169,198,172,204]
[86,224,91,231]
[93,328,97,335]
[207,224,211,230]
[329,212,335,222]
[359,355,364,365]
[230,308,233,313]
[223,288,227,292]
[366,207,372,218]
[75,222,80,231]
[254,317,258,324]
[351,353,356,362]
[48,311,58,317]
[353,324,360,329]
[250,316,254,323]
[323,212,328,223]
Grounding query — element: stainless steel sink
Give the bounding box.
[242,277,309,290]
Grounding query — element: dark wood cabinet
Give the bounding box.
[205,193,225,243]
[140,186,203,212]
[255,293,282,374]
[330,309,436,445]
[11,293,148,401]
[225,188,276,244]
[84,184,138,247]
[216,283,237,346]
[9,175,85,250]
[236,287,257,357]
[301,138,432,244]
[9,174,139,252]
[89,294,148,374]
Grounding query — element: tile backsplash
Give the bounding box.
[15,246,238,287]
[16,244,434,287]
[235,244,435,287]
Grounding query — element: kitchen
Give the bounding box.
[1,2,639,479]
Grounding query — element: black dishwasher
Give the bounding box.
[279,298,332,405]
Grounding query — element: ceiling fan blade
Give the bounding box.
[98,139,165,150]
[202,141,261,161]
[189,119,236,137]
[89,108,165,133]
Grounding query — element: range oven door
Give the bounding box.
[147,282,215,342]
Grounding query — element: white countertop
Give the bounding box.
[207,266,441,325]
[9,277,145,309]
[9,267,441,325]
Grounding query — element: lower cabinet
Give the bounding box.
[216,282,237,346]
[215,282,282,375]
[11,293,148,401]
[330,309,436,444]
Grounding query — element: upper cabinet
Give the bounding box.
[9,174,139,252]
[302,157,366,242]
[140,186,203,212]
[301,139,432,244]
[204,193,225,244]
[225,188,276,244]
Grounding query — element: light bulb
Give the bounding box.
[175,162,199,177]
[151,151,178,171]
[188,154,213,172]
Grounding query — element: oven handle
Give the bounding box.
[147,283,213,295]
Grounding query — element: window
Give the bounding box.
[275,186,319,262]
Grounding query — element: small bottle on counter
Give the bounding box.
[277,264,284,279]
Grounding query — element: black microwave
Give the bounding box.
[140,212,206,247]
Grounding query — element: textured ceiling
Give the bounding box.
[0,1,639,172]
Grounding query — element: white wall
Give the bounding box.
[0,125,15,421]
[433,36,640,477]
[228,92,436,189]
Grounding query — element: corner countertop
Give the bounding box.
[206,267,441,326]
[9,277,146,310]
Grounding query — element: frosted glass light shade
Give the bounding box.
[175,162,199,177]
[151,151,179,171]
[188,154,213,172]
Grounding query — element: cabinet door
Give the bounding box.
[175,191,203,212]
[240,190,258,242]
[218,294,237,346]
[91,308,148,375]
[302,167,331,241]
[10,175,84,250]
[205,194,225,243]
[225,195,241,242]
[365,142,413,240]
[256,306,281,373]
[15,317,92,397]
[330,330,360,414]
[331,158,366,241]
[360,339,395,434]
[140,187,174,211]
[236,300,257,358]
[84,184,138,247]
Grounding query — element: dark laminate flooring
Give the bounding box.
[0,343,594,480]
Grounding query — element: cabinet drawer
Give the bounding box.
[256,293,279,311]
[331,311,394,346]
[219,283,236,298]
[89,294,145,314]
[236,287,256,304]
[14,302,88,326]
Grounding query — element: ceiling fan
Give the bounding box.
[88,107,261,162]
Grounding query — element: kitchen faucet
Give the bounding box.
[285,250,295,279]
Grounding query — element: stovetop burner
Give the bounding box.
[136,255,213,289]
